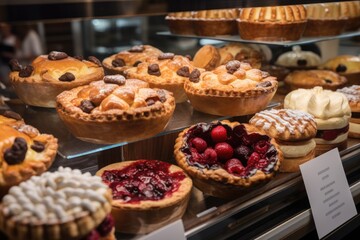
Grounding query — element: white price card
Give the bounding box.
[300,148,357,239]
[139,219,186,240]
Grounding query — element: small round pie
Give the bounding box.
[337,85,360,138]
[9,52,104,108]
[56,76,175,144]
[102,45,163,75]
[0,112,58,199]
[165,11,196,35]
[250,109,317,172]
[96,160,192,234]
[184,60,278,116]
[174,120,282,198]
[284,70,347,91]
[0,167,114,240]
[125,53,197,103]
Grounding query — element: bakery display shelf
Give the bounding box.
[6,100,259,160]
[116,140,360,239]
[157,30,360,47]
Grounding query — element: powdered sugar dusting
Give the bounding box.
[337,85,360,102]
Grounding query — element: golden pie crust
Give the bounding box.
[174,121,282,198]
[284,70,347,91]
[184,61,278,116]
[96,160,192,234]
[193,45,221,71]
[125,55,197,103]
[337,85,360,112]
[9,54,104,108]
[102,45,163,75]
[166,12,196,35]
[56,78,175,144]
[0,116,58,198]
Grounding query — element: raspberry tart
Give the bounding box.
[184,60,278,116]
[0,167,114,240]
[337,85,360,138]
[9,51,104,108]
[125,53,197,103]
[56,76,175,144]
[102,45,163,75]
[285,87,351,156]
[174,120,282,198]
[250,109,317,172]
[96,160,192,234]
[0,112,58,199]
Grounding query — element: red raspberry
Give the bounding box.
[202,148,218,165]
[225,158,245,176]
[191,137,207,153]
[97,214,115,236]
[254,140,270,154]
[242,133,264,146]
[247,152,260,167]
[214,142,234,161]
[211,125,228,142]
[190,147,205,164]
[256,159,269,169]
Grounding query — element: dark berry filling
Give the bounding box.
[316,124,349,141]
[101,160,185,203]
[180,122,279,177]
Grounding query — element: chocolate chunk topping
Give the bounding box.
[9,59,22,71]
[19,65,34,77]
[297,59,307,66]
[133,60,142,67]
[88,56,102,67]
[336,64,347,73]
[157,89,167,102]
[185,55,192,61]
[189,69,201,83]
[112,58,125,67]
[48,51,68,60]
[148,64,161,76]
[103,75,126,85]
[176,66,190,77]
[4,137,28,165]
[226,60,241,74]
[59,72,75,82]
[3,111,22,120]
[146,96,160,106]
[324,79,333,84]
[256,81,272,88]
[80,100,95,113]
[31,140,45,153]
[158,53,175,60]
[74,55,84,61]
[128,45,144,53]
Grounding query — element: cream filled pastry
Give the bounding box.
[337,85,360,138]
[284,87,351,156]
[250,109,317,172]
[0,167,114,240]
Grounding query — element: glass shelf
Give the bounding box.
[157,30,360,47]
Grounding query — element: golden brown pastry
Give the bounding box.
[337,85,360,138]
[285,87,351,156]
[237,5,307,41]
[174,120,282,198]
[0,112,58,198]
[8,52,104,108]
[275,46,322,70]
[96,160,192,234]
[218,43,263,69]
[192,9,239,36]
[56,75,175,144]
[165,11,196,35]
[184,60,278,116]
[0,167,114,240]
[102,45,163,75]
[250,109,317,172]
[192,45,221,71]
[284,70,347,91]
[304,3,348,36]
[125,53,197,103]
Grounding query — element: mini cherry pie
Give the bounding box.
[56,75,175,144]
[96,160,192,234]
[174,120,282,198]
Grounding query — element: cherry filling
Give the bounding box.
[101,160,186,203]
[81,214,114,240]
[316,125,349,141]
[181,122,279,177]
